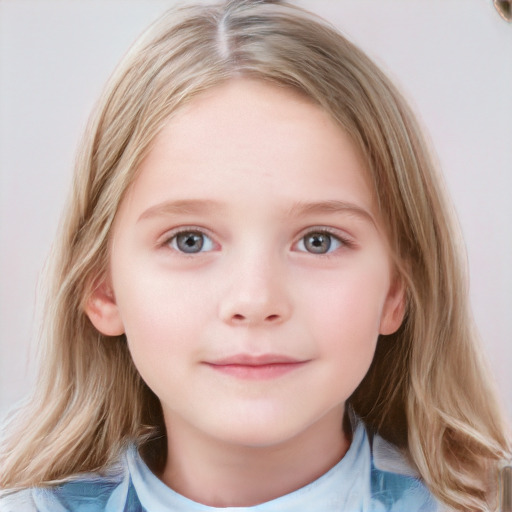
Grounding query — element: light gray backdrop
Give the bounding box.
[1,0,511,418]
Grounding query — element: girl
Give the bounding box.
[0,1,510,510]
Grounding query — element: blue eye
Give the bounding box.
[169,231,215,254]
[297,231,343,254]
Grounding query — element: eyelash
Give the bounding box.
[160,227,353,256]
[294,228,353,255]
[161,227,217,255]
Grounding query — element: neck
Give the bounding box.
[158,407,349,507]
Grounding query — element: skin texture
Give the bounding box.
[86,79,405,507]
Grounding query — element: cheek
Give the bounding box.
[295,261,390,373]
[112,265,213,372]
[298,262,390,332]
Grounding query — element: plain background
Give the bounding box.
[0,0,511,419]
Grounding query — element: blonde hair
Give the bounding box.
[1,1,509,510]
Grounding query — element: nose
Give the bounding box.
[218,255,292,327]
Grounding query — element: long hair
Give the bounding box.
[1,1,509,510]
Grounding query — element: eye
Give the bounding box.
[168,230,215,254]
[296,231,344,254]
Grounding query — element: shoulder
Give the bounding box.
[0,488,37,512]
[370,433,440,512]
[0,457,143,512]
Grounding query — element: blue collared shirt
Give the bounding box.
[0,420,439,511]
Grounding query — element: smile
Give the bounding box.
[204,354,309,380]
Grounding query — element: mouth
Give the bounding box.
[204,354,309,380]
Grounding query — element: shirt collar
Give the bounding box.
[127,420,373,512]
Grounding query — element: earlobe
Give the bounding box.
[84,280,125,336]
[379,277,407,335]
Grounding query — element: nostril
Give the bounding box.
[266,314,280,322]
[232,314,245,321]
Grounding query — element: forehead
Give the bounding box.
[119,78,375,220]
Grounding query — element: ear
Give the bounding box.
[84,279,125,336]
[379,275,407,335]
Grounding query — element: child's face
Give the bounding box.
[88,79,404,450]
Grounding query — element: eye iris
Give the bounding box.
[305,233,331,254]
[176,232,204,253]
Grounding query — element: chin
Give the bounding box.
[217,427,301,449]
[204,412,319,449]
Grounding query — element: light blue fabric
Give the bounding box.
[0,421,439,511]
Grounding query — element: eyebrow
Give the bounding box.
[137,199,223,222]
[137,198,375,225]
[286,200,375,225]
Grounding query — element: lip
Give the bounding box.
[204,354,309,380]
